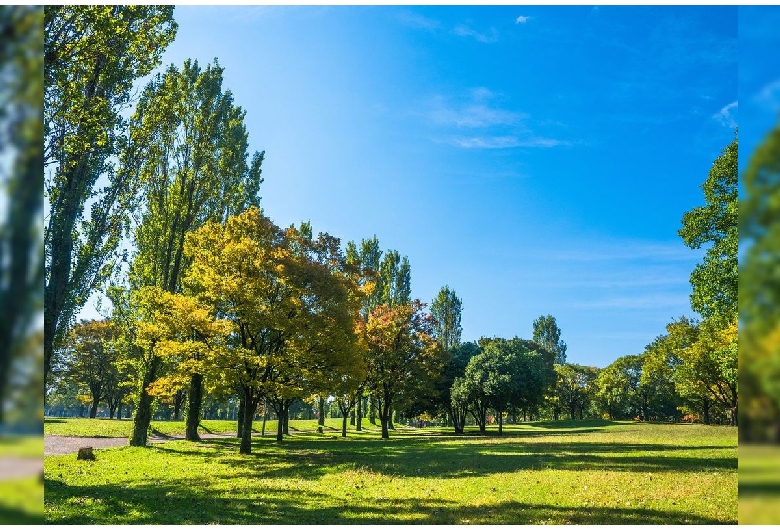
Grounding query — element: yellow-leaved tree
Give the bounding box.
[183,207,363,453]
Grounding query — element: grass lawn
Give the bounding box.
[739,444,780,524]
[0,436,43,458]
[44,417,359,438]
[44,420,737,524]
[0,477,44,524]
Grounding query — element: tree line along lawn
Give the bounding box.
[739,444,780,524]
[44,420,737,524]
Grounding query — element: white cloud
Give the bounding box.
[713,101,738,128]
[515,16,530,24]
[397,11,440,32]
[448,136,565,149]
[755,79,780,111]
[452,24,498,44]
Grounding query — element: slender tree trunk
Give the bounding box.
[239,390,255,454]
[185,373,203,441]
[236,397,245,438]
[117,402,122,420]
[350,409,356,426]
[261,398,267,436]
[388,406,395,430]
[282,405,289,435]
[89,396,99,418]
[498,410,503,434]
[356,396,363,431]
[318,395,325,432]
[369,395,376,425]
[342,411,348,438]
[130,355,160,447]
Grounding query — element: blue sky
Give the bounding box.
[84,5,742,368]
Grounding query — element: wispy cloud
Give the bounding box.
[397,10,440,32]
[515,15,530,24]
[448,136,566,149]
[713,101,738,128]
[424,88,570,150]
[755,79,780,111]
[452,24,498,44]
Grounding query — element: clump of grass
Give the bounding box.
[44,421,737,525]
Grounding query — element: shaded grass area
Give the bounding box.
[0,476,44,524]
[45,421,736,524]
[739,444,780,524]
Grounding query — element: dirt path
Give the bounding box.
[44,432,235,457]
[0,457,43,480]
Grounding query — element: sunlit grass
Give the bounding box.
[0,476,44,524]
[44,421,737,524]
[0,436,43,458]
[739,444,780,524]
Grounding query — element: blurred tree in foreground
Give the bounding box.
[740,122,780,442]
[0,5,43,426]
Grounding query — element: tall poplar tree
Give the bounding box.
[532,314,567,365]
[43,5,177,389]
[430,285,462,353]
[123,58,264,446]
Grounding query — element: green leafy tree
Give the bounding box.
[430,286,462,353]
[363,301,443,439]
[679,133,738,324]
[43,5,177,389]
[61,319,121,418]
[532,315,567,365]
[443,341,480,433]
[555,363,599,420]
[0,5,43,422]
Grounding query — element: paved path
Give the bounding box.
[0,457,43,480]
[44,433,235,457]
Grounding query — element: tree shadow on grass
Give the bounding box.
[739,482,780,497]
[43,476,731,525]
[0,506,43,524]
[145,432,735,483]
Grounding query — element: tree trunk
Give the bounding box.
[282,406,289,435]
[498,411,503,434]
[369,395,376,425]
[356,396,363,431]
[261,398,267,436]
[130,355,160,447]
[89,395,99,418]
[108,403,116,419]
[185,373,203,441]
[236,397,245,438]
[117,401,122,420]
[239,391,255,454]
[342,412,348,438]
[318,395,325,432]
[173,389,185,421]
[350,409,356,426]
[388,407,395,430]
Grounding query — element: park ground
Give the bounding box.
[0,436,44,524]
[44,418,737,525]
[739,444,780,524]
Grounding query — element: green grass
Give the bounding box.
[44,417,359,437]
[0,436,43,458]
[739,444,780,524]
[44,420,737,524]
[0,477,44,524]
